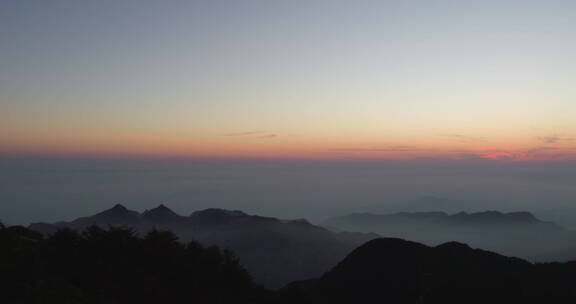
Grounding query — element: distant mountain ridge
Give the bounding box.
[449,210,539,222]
[29,204,378,288]
[323,210,576,261]
[328,210,551,224]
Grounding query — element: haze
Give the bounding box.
[1,157,574,229]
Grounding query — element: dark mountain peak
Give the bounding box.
[112,203,128,211]
[95,204,140,219]
[323,238,433,282]
[144,204,176,214]
[436,241,472,251]
[142,204,182,222]
[343,238,431,263]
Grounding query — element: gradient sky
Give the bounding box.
[1,0,576,161]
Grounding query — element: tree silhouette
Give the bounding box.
[7,223,576,303]
[0,224,277,303]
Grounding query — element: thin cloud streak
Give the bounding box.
[257,134,278,139]
[537,135,575,144]
[224,131,267,137]
[443,134,486,143]
[331,146,427,152]
[223,131,279,140]
[329,145,576,162]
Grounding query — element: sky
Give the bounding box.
[1,0,576,161]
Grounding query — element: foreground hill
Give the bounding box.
[285,238,576,303]
[323,210,576,261]
[30,205,378,288]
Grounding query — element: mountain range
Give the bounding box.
[19,205,576,302]
[29,204,378,288]
[323,210,576,261]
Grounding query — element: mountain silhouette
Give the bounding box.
[325,210,556,227]
[323,210,576,261]
[189,208,253,227]
[30,205,378,288]
[94,203,140,220]
[449,210,540,223]
[12,213,576,303]
[142,204,183,223]
[286,237,576,303]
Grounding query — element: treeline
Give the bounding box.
[0,223,285,303]
[7,221,576,304]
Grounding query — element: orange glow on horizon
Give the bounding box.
[2,138,575,163]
